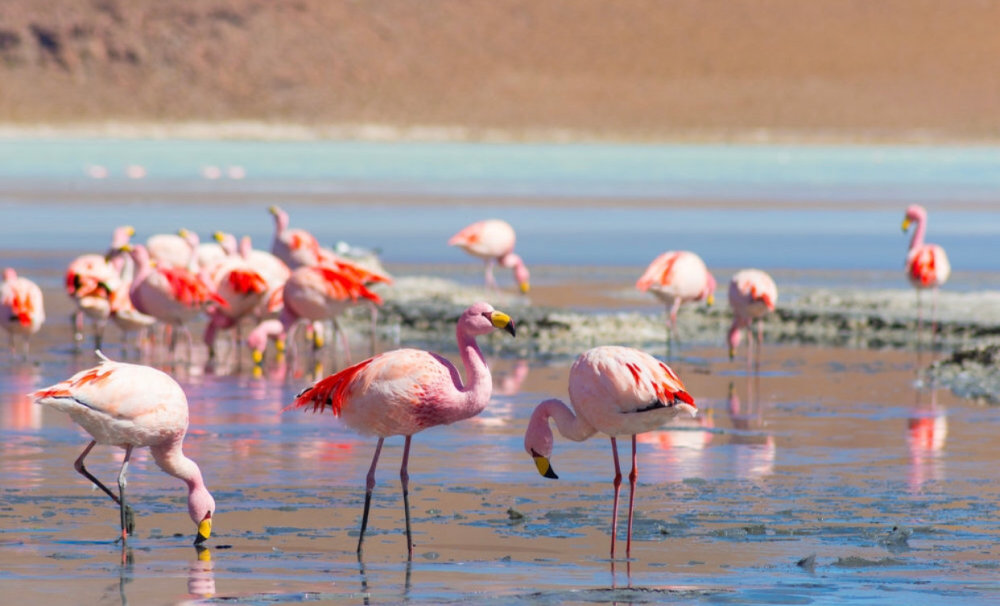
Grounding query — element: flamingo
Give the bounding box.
[727,269,778,366]
[31,351,215,545]
[448,219,530,294]
[287,302,516,557]
[278,262,390,363]
[146,231,193,269]
[902,204,950,335]
[523,346,696,558]
[125,244,225,353]
[65,225,135,349]
[636,251,716,342]
[1,268,46,355]
[202,238,271,357]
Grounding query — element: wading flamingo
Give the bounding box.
[523,346,696,558]
[448,219,530,294]
[902,204,950,335]
[727,269,778,366]
[66,225,135,349]
[636,251,716,342]
[1,268,46,355]
[269,206,392,280]
[287,302,516,558]
[31,352,215,545]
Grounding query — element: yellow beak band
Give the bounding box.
[195,518,212,544]
[706,293,715,306]
[533,455,558,479]
[902,217,911,232]
[252,349,263,365]
[491,311,516,337]
[520,282,530,294]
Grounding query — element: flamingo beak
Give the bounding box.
[902,217,911,232]
[195,516,212,545]
[268,205,279,216]
[196,546,212,562]
[533,454,558,479]
[213,231,225,243]
[252,349,263,365]
[519,282,530,295]
[706,293,715,306]
[491,311,516,337]
[728,345,736,361]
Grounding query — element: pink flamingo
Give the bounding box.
[65,225,135,349]
[269,206,393,280]
[902,204,950,335]
[202,238,271,357]
[146,231,193,269]
[125,244,225,353]
[1,268,46,355]
[636,251,716,341]
[523,346,696,558]
[727,269,778,366]
[448,219,530,294]
[287,302,516,557]
[31,352,215,545]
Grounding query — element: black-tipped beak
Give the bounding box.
[194,517,212,545]
[532,453,558,479]
[491,311,516,337]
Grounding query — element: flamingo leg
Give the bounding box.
[74,440,120,504]
[931,287,939,344]
[400,435,413,559]
[333,317,352,365]
[368,302,378,356]
[484,259,497,290]
[71,310,84,348]
[626,435,638,557]
[357,437,384,556]
[117,445,135,541]
[609,437,622,558]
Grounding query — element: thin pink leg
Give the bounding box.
[369,303,379,356]
[357,438,384,556]
[626,435,638,557]
[609,437,622,558]
[931,287,939,343]
[400,435,413,559]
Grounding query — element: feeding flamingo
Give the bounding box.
[1,268,46,355]
[902,204,950,335]
[31,351,215,545]
[448,219,530,294]
[636,251,716,342]
[287,302,516,558]
[523,346,696,558]
[727,269,778,366]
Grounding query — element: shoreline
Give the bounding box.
[1,121,1000,147]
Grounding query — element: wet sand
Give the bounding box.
[4,274,1000,604]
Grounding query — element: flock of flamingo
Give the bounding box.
[3,203,949,559]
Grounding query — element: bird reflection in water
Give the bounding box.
[907,378,947,493]
[726,376,776,480]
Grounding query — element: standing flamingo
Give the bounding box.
[65,225,135,350]
[287,302,516,558]
[902,204,950,335]
[31,352,215,545]
[636,251,716,342]
[1,268,46,355]
[448,219,530,294]
[523,346,696,558]
[727,269,778,366]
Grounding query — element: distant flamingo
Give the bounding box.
[448,219,530,294]
[1,268,46,355]
[287,302,516,557]
[126,244,225,353]
[31,352,215,545]
[523,346,696,558]
[146,231,193,269]
[202,238,270,357]
[727,269,778,366]
[65,225,134,349]
[636,251,716,341]
[902,204,950,335]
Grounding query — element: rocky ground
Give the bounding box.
[364,277,1000,403]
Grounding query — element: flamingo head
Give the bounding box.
[214,231,238,256]
[189,484,216,545]
[524,399,559,479]
[461,301,516,338]
[902,204,927,233]
[704,272,717,306]
[727,319,743,360]
[500,253,530,294]
[247,319,284,365]
[268,205,288,233]
[111,225,135,249]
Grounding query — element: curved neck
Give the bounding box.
[449,326,492,422]
[909,215,926,252]
[151,440,205,491]
[538,398,597,442]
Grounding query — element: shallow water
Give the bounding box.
[3,138,1000,604]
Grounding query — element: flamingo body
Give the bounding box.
[31,354,215,544]
[289,302,516,556]
[903,204,950,290]
[2,268,46,343]
[636,250,716,328]
[449,219,530,293]
[523,345,696,557]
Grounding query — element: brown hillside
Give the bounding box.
[1,0,999,141]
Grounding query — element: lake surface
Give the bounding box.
[2,138,1000,604]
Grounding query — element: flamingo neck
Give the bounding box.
[151,441,205,493]
[536,398,597,443]
[728,318,744,351]
[909,215,926,252]
[452,327,492,421]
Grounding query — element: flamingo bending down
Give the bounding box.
[287,302,516,557]
[636,251,716,339]
[1,268,46,355]
[727,269,778,365]
[523,346,696,558]
[902,204,950,334]
[31,352,215,545]
[448,219,530,294]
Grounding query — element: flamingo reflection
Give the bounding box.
[726,376,776,480]
[907,380,947,493]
